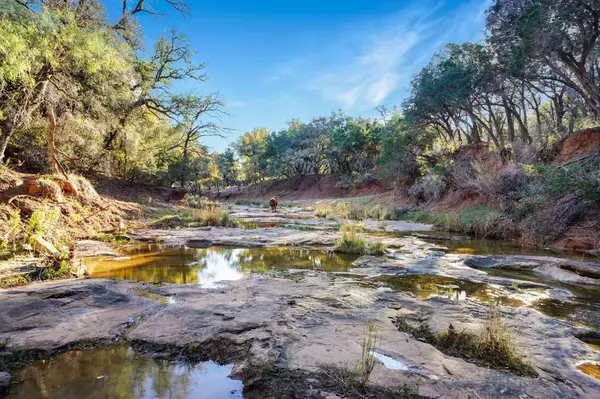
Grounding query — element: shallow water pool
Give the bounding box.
[85,245,358,286]
[6,347,242,399]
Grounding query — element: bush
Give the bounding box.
[354,172,379,187]
[408,172,447,202]
[24,202,70,255]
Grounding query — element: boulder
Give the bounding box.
[33,237,59,256]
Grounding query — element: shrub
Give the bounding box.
[335,175,352,190]
[354,172,379,187]
[408,172,447,202]
[24,202,70,255]
[188,195,221,210]
[0,206,21,252]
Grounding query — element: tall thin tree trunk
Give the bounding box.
[0,120,14,162]
[44,102,67,178]
[180,135,190,188]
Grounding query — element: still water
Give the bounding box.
[6,347,242,399]
[86,245,358,286]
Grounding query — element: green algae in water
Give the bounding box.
[6,347,242,399]
[85,246,358,285]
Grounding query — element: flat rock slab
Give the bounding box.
[231,205,435,233]
[1,276,599,398]
[465,255,600,285]
[74,240,118,257]
[0,256,44,280]
[130,226,432,250]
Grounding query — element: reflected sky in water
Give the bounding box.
[86,246,357,286]
[7,347,242,399]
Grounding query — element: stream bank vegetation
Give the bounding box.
[146,200,236,229]
[334,222,387,255]
[2,0,600,254]
[392,306,537,377]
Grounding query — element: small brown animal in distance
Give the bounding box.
[269,196,279,212]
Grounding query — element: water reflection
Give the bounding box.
[471,267,600,329]
[86,246,357,285]
[578,362,600,381]
[6,347,242,399]
[372,275,524,307]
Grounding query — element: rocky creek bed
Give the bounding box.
[1,205,600,398]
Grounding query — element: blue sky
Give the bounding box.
[105,0,492,151]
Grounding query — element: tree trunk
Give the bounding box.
[45,102,67,177]
[180,135,190,188]
[0,120,14,162]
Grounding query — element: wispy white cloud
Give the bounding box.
[264,0,490,112]
[312,29,420,110]
[226,99,247,108]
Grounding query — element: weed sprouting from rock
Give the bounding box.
[356,321,379,386]
[392,305,537,377]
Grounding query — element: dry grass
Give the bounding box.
[356,321,379,386]
[392,305,537,377]
[314,196,396,221]
[148,205,236,228]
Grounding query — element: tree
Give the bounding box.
[216,148,238,187]
[103,29,206,153]
[487,0,600,117]
[171,93,226,188]
[236,128,270,184]
[0,3,133,165]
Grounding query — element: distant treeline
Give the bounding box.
[1,0,599,193]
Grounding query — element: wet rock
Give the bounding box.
[75,240,117,257]
[1,275,598,398]
[0,372,10,395]
[464,255,600,285]
[187,239,214,248]
[412,233,472,242]
[535,265,599,285]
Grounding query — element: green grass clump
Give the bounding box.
[94,232,131,243]
[149,206,237,229]
[0,274,31,288]
[334,222,387,255]
[40,260,73,281]
[392,306,537,377]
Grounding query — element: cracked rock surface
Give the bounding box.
[1,273,599,398]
